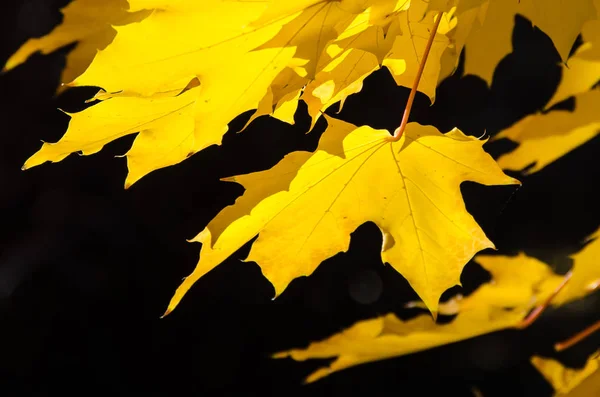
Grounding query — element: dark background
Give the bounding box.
[1,1,599,395]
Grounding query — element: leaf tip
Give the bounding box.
[509,177,522,186]
[271,292,280,301]
[2,54,22,74]
[21,155,40,170]
[162,295,181,318]
[270,282,286,301]
[160,307,172,319]
[271,351,288,359]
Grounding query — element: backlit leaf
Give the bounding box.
[166,116,518,315]
[495,89,600,175]
[454,228,600,308]
[383,0,454,102]
[2,0,150,86]
[553,228,600,306]
[15,0,460,186]
[546,1,600,109]
[272,251,562,383]
[464,0,597,85]
[22,85,201,187]
[302,48,380,129]
[532,351,600,396]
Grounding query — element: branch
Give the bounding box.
[555,319,600,352]
[389,12,443,142]
[517,270,572,329]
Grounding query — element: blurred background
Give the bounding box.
[0,1,599,395]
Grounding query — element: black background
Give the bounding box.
[1,1,599,395]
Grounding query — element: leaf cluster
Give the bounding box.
[4,0,600,393]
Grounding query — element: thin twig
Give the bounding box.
[555,319,600,352]
[389,12,443,142]
[517,270,573,329]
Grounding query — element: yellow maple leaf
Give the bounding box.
[71,1,413,96]
[15,0,457,187]
[70,0,286,95]
[331,0,458,102]
[546,0,600,109]
[468,253,566,309]
[16,0,296,185]
[22,44,300,188]
[250,0,454,128]
[22,84,201,187]
[165,115,518,315]
[383,0,455,102]
[2,0,150,87]
[553,228,600,305]
[333,5,403,64]
[272,251,562,383]
[241,65,309,129]
[302,48,381,129]
[531,351,600,396]
[453,228,600,307]
[495,89,600,175]
[464,0,597,85]
[430,0,489,82]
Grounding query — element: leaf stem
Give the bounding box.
[555,319,600,352]
[389,12,443,142]
[517,270,573,329]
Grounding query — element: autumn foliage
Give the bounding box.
[4,0,600,394]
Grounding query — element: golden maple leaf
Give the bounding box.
[2,0,150,87]
[494,89,600,175]
[272,229,600,383]
[12,0,463,187]
[453,229,600,308]
[300,48,381,130]
[430,0,489,82]
[272,252,563,383]
[546,0,600,109]
[463,0,597,85]
[531,351,600,396]
[165,115,518,316]
[552,228,600,305]
[250,0,459,129]
[22,84,202,187]
[382,0,454,102]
